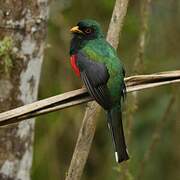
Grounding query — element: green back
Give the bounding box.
[80,38,124,103]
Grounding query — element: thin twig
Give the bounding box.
[123,1,152,179]
[134,0,152,73]
[137,93,176,180]
[0,71,179,126]
[126,0,152,144]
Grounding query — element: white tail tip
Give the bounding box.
[115,152,119,162]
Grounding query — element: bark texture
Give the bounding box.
[0,1,49,179]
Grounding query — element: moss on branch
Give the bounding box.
[0,36,13,74]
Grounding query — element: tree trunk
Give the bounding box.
[0,1,49,179]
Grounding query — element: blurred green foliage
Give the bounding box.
[32,0,180,179]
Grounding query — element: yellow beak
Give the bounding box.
[70,26,84,34]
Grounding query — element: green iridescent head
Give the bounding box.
[70,19,104,39]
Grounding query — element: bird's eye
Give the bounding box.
[85,28,92,34]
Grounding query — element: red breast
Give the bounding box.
[70,54,80,77]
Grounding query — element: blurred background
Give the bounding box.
[32,0,180,179]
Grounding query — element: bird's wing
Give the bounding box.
[121,67,126,101]
[76,52,112,110]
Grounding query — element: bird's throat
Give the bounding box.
[70,34,88,55]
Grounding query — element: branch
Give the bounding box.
[134,0,152,73]
[0,70,179,127]
[106,0,129,49]
[125,0,152,153]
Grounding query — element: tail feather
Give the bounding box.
[107,106,129,163]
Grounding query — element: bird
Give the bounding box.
[69,19,129,163]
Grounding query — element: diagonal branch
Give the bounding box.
[137,93,176,180]
[0,70,179,127]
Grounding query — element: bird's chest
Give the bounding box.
[70,54,80,77]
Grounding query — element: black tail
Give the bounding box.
[107,106,129,163]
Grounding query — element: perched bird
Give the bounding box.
[69,19,129,163]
